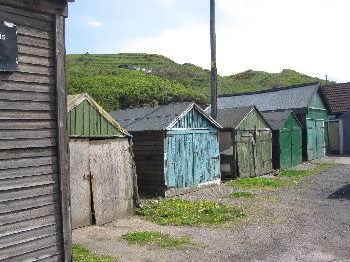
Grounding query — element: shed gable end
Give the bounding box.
[238,109,269,129]
[172,107,216,129]
[68,100,124,137]
[310,93,327,110]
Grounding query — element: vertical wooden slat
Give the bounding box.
[55,14,72,262]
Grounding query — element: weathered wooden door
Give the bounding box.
[69,140,92,229]
[280,129,292,168]
[165,131,220,188]
[193,132,220,185]
[236,131,255,178]
[256,130,272,174]
[165,134,194,188]
[307,119,317,160]
[291,127,303,167]
[89,139,134,225]
[315,120,326,159]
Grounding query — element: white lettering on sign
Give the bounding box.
[0,33,6,41]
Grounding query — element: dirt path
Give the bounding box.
[73,165,350,262]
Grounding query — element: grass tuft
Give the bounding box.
[137,199,246,226]
[230,177,287,190]
[230,192,254,198]
[121,231,194,249]
[72,244,120,262]
[279,163,336,178]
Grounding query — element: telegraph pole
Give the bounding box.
[210,0,218,119]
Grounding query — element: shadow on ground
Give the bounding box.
[328,184,350,200]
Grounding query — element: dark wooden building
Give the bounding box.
[218,83,329,161]
[0,0,73,261]
[111,103,222,196]
[217,106,273,179]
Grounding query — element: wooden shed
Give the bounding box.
[218,83,329,161]
[110,102,222,196]
[0,0,73,261]
[262,111,303,169]
[320,83,350,155]
[68,94,135,229]
[217,106,273,179]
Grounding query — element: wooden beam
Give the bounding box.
[0,0,68,16]
[210,0,218,119]
[55,15,72,262]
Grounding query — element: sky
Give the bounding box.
[66,0,350,82]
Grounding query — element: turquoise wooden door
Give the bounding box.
[165,134,194,188]
[193,132,220,185]
[165,131,220,188]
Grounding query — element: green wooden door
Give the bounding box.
[291,127,303,167]
[280,129,292,169]
[256,130,273,174]
[307,119,317,160]
[236,131,255,178]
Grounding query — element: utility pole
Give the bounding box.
[210,0,218,119]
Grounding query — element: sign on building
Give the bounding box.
[0,21,17,71]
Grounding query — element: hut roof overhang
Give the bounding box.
[262,110,301,131]
[68,93,131,137]
[217,106,272,130]
[110,102,222,132]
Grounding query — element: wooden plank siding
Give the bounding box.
[131,131,165,196]
[0,2,71,261]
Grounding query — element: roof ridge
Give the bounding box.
[219,82,320,98]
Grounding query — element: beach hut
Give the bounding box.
[110,102,222,196]
[68,94,135,229]
[217,106,273,179]
[218,83,329,161]
[0,0,73,260]
[262,111,303,169]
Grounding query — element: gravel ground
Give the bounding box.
[73,164,350,262]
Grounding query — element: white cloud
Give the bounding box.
[85,17,103,28]
[125,0,350,82]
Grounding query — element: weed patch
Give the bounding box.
[230,192,254,198]
[280,164,336,178]
[73,244,119,262]
[230,177,287,190]
[137,199,246,226]
[121,231,194,249]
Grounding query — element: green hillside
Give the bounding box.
[67,53,330,111]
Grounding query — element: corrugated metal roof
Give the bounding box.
[67,94,131,137]
[217,106,254,129]
[218,83,320,112]
[320,83,350,114]
[110,102,221,132]
[262,110,293,130]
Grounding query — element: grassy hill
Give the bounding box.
[67,53,330,111]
